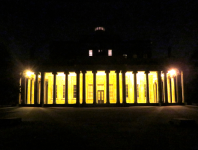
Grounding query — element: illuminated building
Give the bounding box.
[19,27,185,106]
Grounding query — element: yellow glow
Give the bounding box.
[57,72,65,76]
[97,71,105,75]
[38,75,41,78]
[69,72,76,76]
[26,70,34,77]
[168,69,176,77]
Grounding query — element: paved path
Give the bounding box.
[0,106,198,149]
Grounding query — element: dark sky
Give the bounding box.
[0,0,198,60]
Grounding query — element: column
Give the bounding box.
[163,71,168,104]
[176,71,182,104]
[106,70,110,104]
[34,72,39,105]
[82,71,86,105]
[40,72,45,106]
[181,71,185,103]
[19,73,22,104]
[93,70,97,104]
[116,70,120,104]
[52,72,57,104]
[76,70,80,105]
[169,76,172,103]
[174,76,177,103]
[133,71,137,104]
[145,71,149,104]
[30,78,32,104]
[122,70,126,105]
[157,71,163,105]
[21,74,26,105]
[64,71,69,104]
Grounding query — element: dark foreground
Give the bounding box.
[0,106,198,149]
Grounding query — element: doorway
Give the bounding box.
[98,90,104,104]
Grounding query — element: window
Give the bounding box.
[108,49,112,56]
[126,84,128,98]
[73,85,76,98]
[109,84,113,100]
[63,85,65,98]
[137,84,139,98]
[88,84,93,99]
[89,50,93,56]
[123,54,127,58]
[98,50,100,52]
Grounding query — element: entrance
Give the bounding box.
[98,90,104,104]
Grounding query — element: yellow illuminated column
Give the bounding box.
[30,78,33,104]
[82,71,86,105]
[145,71,149,103]
[133,71,137,104]
[34,72,39,105]
[52,72,57,104]
[122,70,126,104]
[22,75,27,104]
[40,72,45,105]
[163,71,168,104]
[76,70,80,105]
[93,70,97,104]
[176,71,182,104]
[64,71,69,104]
[106,70,110,104]
[116,70,120,104]
[157,71,163,105]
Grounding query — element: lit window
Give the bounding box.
[123,54,127,58]
[98,50,100,52]
[95,27,105,31]
[144,84,146,97]
[137,84,139,98]
[109,84,114,100]
[108,49,112,56]
[89,50,93,56]
[73,85,76,98]
[88,84,93,99]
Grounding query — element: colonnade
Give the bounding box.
[19,69,185,106]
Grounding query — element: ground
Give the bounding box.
[0,106,198,149]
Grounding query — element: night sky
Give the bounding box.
[0,0,198,60]
[0,0,198,104]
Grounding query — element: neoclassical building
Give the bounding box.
[19,27,185,106]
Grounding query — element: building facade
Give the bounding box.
[19,27,185,106]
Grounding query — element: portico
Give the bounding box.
[19,68,185,106]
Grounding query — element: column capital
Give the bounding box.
[144,70,150,74]
[82,70,87,74]
[34,71,40,75]
[115,70,120,73]
[52,71,57,75]
[92,70,97,74]
[75,70,80,74]
[105,70,110,73]
[64,71,69,74]
[121,69,126,73]
[133,70,138,74]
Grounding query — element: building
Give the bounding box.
[19,27,185,106]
